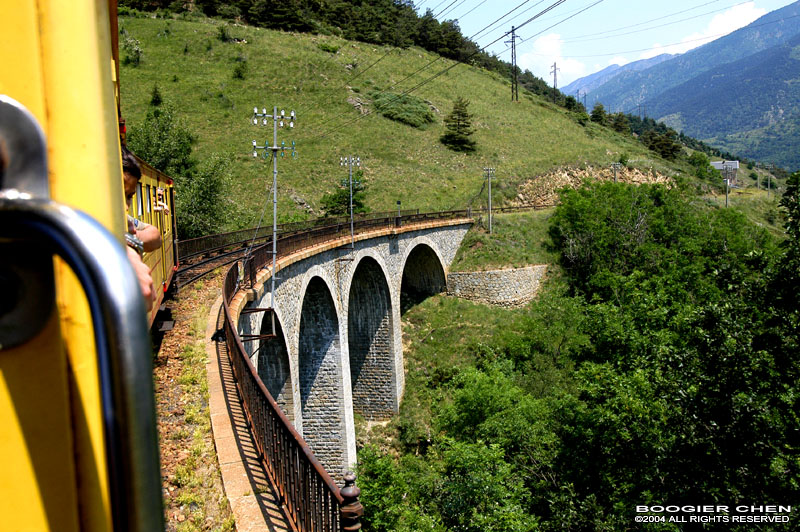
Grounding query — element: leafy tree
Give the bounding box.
[641,128,682,160]
[320,172,367,217]
[149,83,163,106]
[770,171,800,319]
[610,112,629,134]
[127,102,195,177]
[121,34,143,66]
[688,150,721,181]
[440,97,476,152]
[174,154,234,238]
[589,102,606,125]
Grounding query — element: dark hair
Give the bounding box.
[121,144,141,180]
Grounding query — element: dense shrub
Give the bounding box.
[360,181,799,531]
[370,91,434,128]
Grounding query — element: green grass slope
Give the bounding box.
[119,14,679,227]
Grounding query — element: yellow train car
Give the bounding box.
[0,1,165,531]
[128,156,178,326]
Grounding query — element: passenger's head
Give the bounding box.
[121,144,141,205]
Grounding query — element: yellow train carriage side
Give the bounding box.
[0,2,164,531]
[128,156,178,326]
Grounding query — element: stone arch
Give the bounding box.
[256,312,294,423]
[400,242,447,308]
[298,276,349,474]
[347,256,397,420]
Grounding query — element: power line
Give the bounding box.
[434,0,462,19]
[470,0,543,42]
[517,0,605,45]
[560,0,723,41]
[439,0,470,19]
[529,10,800,58]
[302,0,561,137]
[455,0,490,21]
[307,0,576,142]
[428,0,451,14]
[561,1,751,44]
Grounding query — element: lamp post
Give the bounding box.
[250,106,296,331]
[339,155,360,249]
[484,167,495,234]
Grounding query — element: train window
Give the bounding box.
[137,183,144,217]
[146,185,151,215]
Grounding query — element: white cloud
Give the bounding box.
[518,33,588,87]
[639,2,766,60]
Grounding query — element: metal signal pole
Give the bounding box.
[484,167,495,234]
[550,62,560,104]
[765,163,774,198]
[250,106,296,329]
[339,155,361,249]
[505,27,519,102]
[722,163,735,208]
[611,162,622,183]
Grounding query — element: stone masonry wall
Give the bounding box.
[257,317,294,424]
[348,258,394,420]
[446,265,548,307]
[238,222,472,478]
[298,278,347,478]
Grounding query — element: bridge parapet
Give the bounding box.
[222,212,471,530]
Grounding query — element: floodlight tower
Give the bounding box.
[339,155,361,249]
[250,106,296,324]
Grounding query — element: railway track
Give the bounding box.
[174,204,552,291]
[175,242,256,289]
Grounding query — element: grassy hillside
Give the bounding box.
[118,13,677,228]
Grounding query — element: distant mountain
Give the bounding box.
[562,54,674,98]
[652,33,800,169]
[587,1,800,114]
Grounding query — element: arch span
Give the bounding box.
[298,276,348,475]
[257,313,294,423]
[401,243,447,308]
[347,256,397,420]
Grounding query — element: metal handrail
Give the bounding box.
[178,209,419,262]
[0,199,164,532]
[223,264,344,531]
[222,210,473,530]
[0,94,162,532]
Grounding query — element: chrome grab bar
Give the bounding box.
[0,95,164,531]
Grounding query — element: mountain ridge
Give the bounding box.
[562,53,675,97]
[587,1,800,113]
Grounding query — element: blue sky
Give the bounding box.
[420,0,798,86]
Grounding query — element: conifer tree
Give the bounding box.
[590,102,606,125]
[440,97,476,152]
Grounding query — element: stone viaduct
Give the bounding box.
[232,219,472,478]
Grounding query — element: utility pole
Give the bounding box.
[611,162,622,183]
[550,62,560,104]
[250,106,296,333]
[339,155,361,249]
[765,163,774,198]
[505,27,519,102]
[722,163,735,208]
[484,167,495,234]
